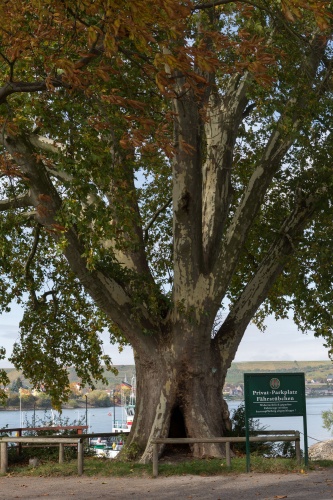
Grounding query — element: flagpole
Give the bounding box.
[113,390,116,430]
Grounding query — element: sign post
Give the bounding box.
[244,372,308,471]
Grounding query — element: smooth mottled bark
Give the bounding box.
[0,3,332,461]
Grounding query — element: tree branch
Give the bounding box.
[0,80,63,105]
[202,72,251,270]
[28,134,65,154]
[0,41,104,104]
[0,193,32,211]
[193,0,259,9]
[212,34,329,301]
[1,131,160,348]
[144,197,172,243]
[0,52,16,81]
[24,225,41,309]
[213,189,321,369]
[45,165,73,183]
[40,290,59,317]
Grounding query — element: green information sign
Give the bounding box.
[244,372,306,418]
[244,372,308,471]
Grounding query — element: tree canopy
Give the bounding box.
[0,0,333,459]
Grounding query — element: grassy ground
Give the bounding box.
[3,456,333,478]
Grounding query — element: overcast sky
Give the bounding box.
[0,302,330,368]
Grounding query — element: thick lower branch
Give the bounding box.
[202,74,250,270]
[212,36,329,301]
[1,132,160,349]
[214,190,319,367]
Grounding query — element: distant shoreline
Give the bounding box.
[2,393,333,412]
[0,402,122,412]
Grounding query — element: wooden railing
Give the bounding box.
[0,426,88,435]
[0,436,84,475]
[0,431,128,475]
[151,431,301,477]
[1,430,301,477]
[0,426,88,456]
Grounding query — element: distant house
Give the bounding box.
[18,388,31,396]
[327,375,333,383]
[234,385,243,396]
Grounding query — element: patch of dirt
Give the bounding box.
[1,467,333,499]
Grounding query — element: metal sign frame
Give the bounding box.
[244,372,308,471]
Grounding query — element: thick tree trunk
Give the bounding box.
[123,325,232,463]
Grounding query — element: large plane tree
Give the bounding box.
[0,1,333,461]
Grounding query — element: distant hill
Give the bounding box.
[4,365,136,389]
[226,360,333,386]
[66,365,136,386]
[4,360,332,388]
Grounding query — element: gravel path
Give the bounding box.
[1,469,333,500]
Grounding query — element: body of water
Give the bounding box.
[1,398,332,449]
[0,406,128,434]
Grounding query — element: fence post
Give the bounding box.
[295,432,301,465]
[1,442,8,474]
[59,443,65,464]
[18,429,22,456]
[225,441,231,467]
[152,442,158,478]
[77,440,83,476]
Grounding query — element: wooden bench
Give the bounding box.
[0,437,84,475]
[151,431,301,477]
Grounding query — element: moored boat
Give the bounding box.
[89,436,123,458]
[112,404,135,433]
[112,375,136,433]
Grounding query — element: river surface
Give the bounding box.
[228,397,333,449]
[1,398,332,449]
